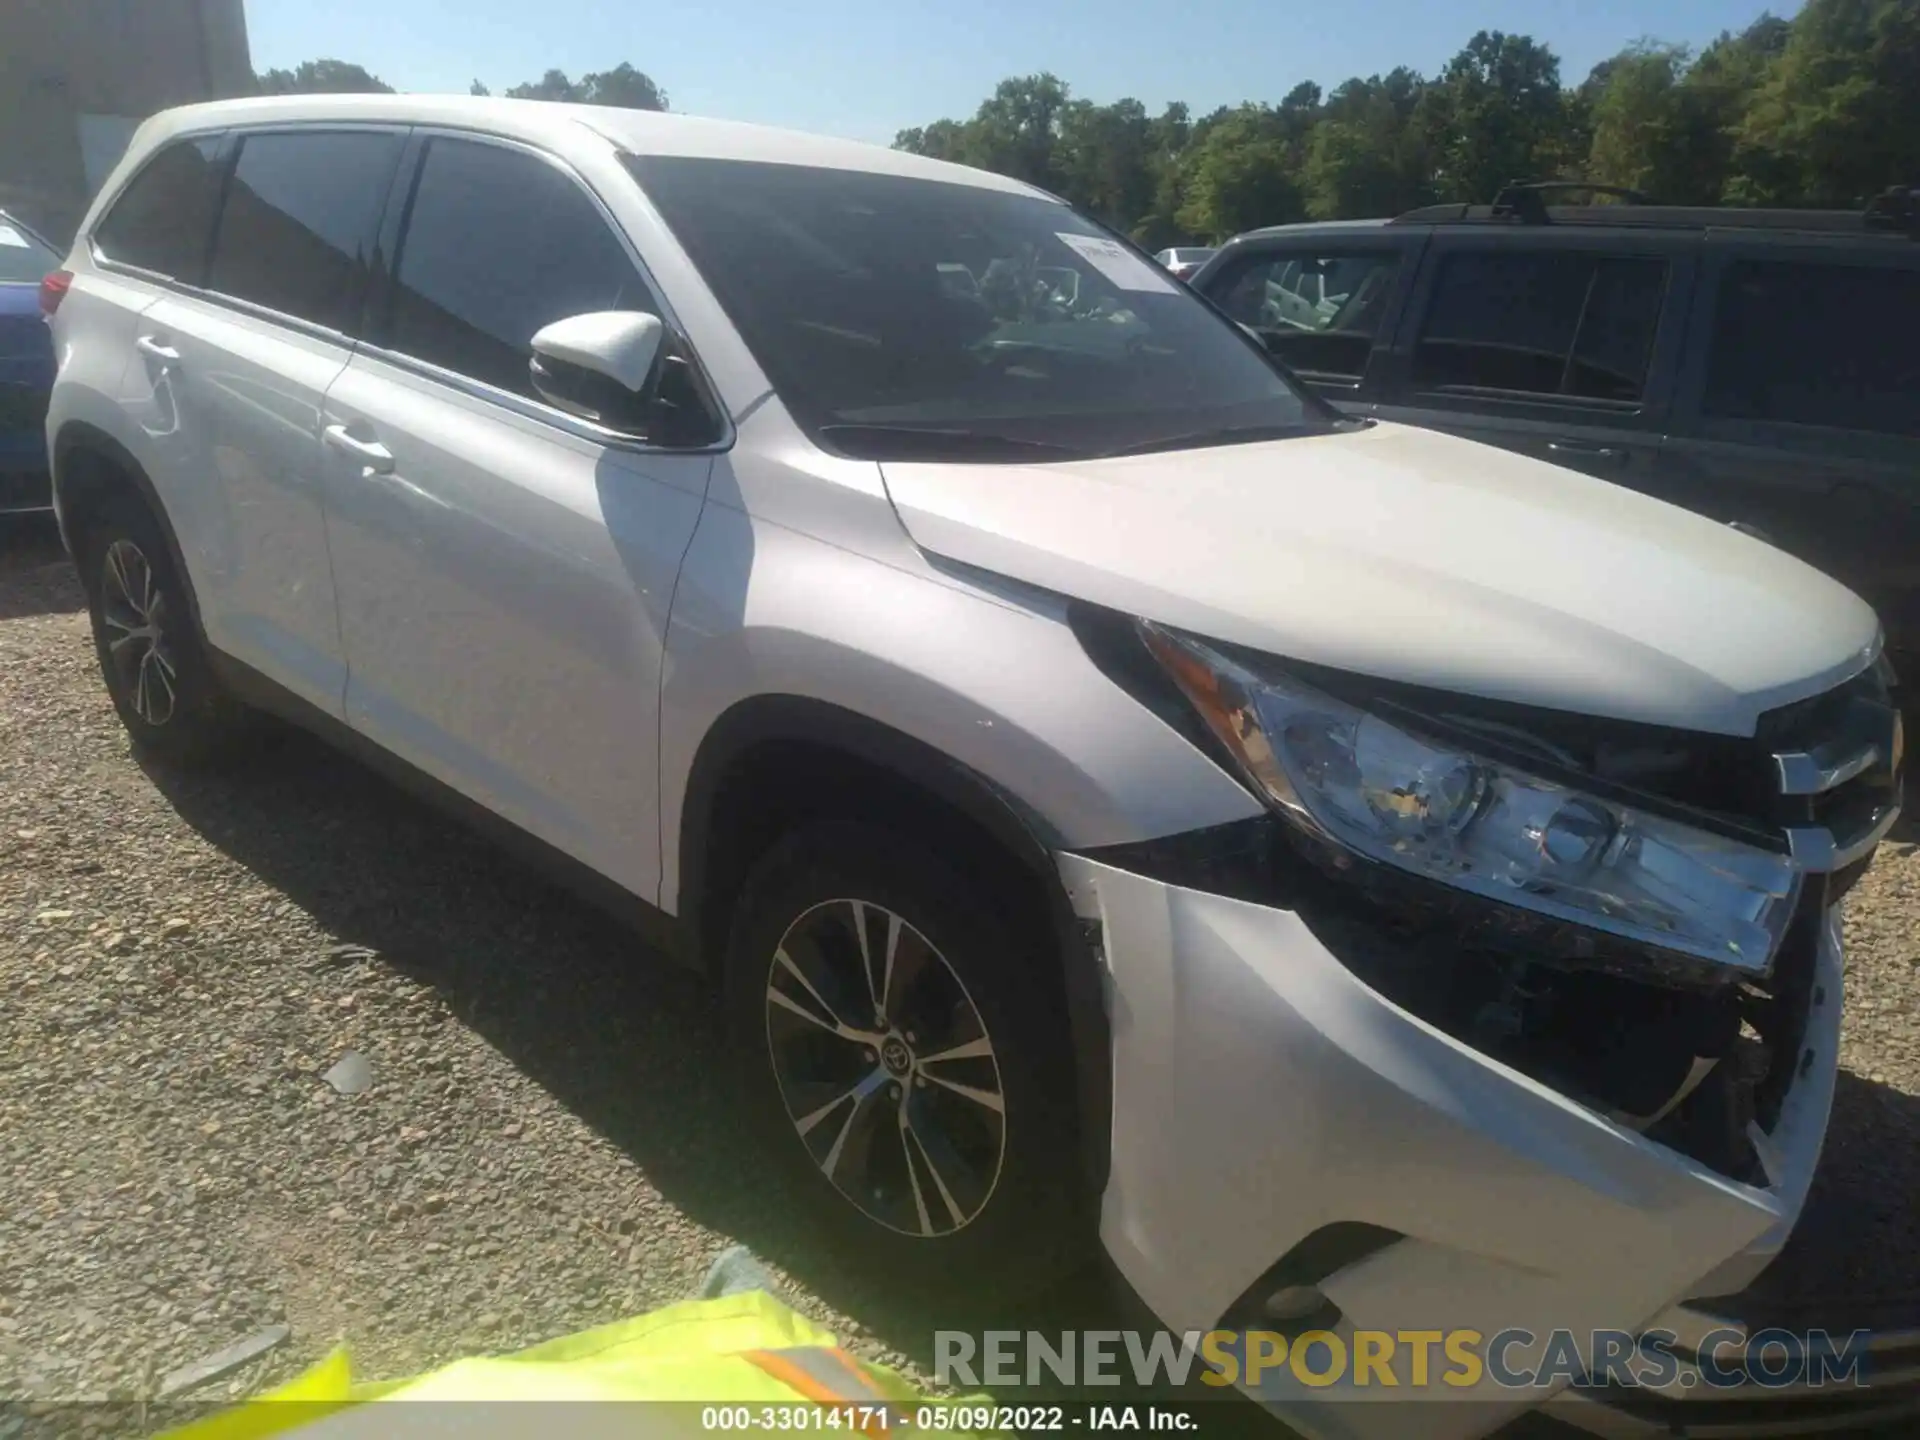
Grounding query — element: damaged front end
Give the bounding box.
[1071,604,1904,1187]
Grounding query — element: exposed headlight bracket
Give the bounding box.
[1137,621,1805,978]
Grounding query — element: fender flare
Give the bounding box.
[52,421,207,638]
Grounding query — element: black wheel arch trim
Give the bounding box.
[1217,1221,1404,1331]
[678,693,1113,1195]
[52,421,207,638]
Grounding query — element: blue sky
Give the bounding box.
[244,0,1797,147]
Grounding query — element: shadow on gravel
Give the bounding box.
[1889,768,1919,845]
[1717,1071,1920,1333]
[135,725,1122,1373]
[0,514,80,620]
[138,725,1920,1439]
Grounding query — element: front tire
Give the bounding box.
[724,821,1087,1295]
[77,491,248,765]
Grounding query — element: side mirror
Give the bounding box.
[529,311,666,431]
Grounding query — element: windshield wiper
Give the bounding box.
[1095,421,1331,460]
[817,423,1087,460]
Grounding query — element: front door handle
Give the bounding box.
[323,423,395,474]
[135,335,180,364]
[1547,440,1628,465]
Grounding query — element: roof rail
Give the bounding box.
[1388,189,1915,238]
[1488,179,1657,224]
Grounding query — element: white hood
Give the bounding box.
[881,422,1880,737]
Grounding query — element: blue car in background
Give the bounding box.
[0,208,59,516]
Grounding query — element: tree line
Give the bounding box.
[895,0,1920,246]
[254,59,668,112]
[252,0,1917,248]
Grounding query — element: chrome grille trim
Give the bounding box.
[1772,693,1897,796]
[1774,740,1882,796]
[1769,680,1902,878]
[1786,802,1903,873]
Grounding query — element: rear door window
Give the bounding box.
[1702,258,1920,439]
[1213,249,1401,381]
[92,136,227,282]
[1412,251,1667,403]
[381,137,658,400]
[205,130,402,333]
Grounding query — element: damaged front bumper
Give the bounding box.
[1057,849,1844,1440]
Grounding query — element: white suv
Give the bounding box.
[44,96,1902,1437]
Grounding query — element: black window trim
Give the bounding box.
[90,121,410,353]
[1671,236,1920,453]
[358,125,733,456]
[1386,229,1694,421]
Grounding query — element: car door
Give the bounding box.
[128,125,404,714]
[320,131,718,900]
[1372,230,1692,491]
[1659,237,1920,656]
[1200,236,1419,413]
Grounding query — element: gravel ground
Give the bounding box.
[2,516,1918,1430]
[0,520,980,1418]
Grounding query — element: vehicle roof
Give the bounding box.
[1233,219,1392,243]
[128,93,1054,200]
[1231,203,1915,246]
[1395,202,1911,240]
[0,208,53,245]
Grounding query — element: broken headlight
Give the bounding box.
[1142,624,1801,973]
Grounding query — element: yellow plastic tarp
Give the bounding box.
[158,1290,926,1440]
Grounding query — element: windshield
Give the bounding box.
[626,157,1330,462]
[0,216,58,284]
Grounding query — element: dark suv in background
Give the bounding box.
[1192,183,1920,668]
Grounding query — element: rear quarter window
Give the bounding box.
[1702,257,1920,439]
[92,136,226,282]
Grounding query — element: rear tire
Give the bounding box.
[723,820,1088,1297]
[76,490,250,765]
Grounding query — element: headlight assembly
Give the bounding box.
[1141,623,1801,974]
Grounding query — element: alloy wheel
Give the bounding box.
[764,898,1007,1237]
[99,538,179,726]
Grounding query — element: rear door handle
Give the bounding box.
[135,336,179,363]
[323,423,395,474]
[1547,440,1628,465]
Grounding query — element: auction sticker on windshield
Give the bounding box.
[0,226,29,249]
[1055,233,1180,294]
